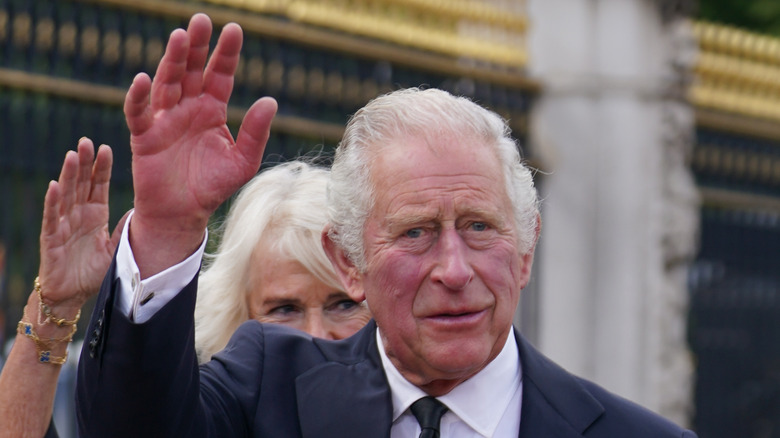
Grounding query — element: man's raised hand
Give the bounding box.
[124,13,277,277]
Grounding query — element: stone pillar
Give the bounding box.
[526,0,698,425]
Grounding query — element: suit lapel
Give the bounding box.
[294,325,605,437]
[516,329,605,437]
[295,322,393,438]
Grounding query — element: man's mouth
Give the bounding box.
[426,309,487,327]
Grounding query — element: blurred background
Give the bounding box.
[0,0,777,437]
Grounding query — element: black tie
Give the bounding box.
[410,396,449,438]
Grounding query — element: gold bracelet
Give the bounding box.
[35,276,81,327]
[18,306,76,365]
[17,321,73,365]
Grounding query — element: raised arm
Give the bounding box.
[74,16,277,436]
[123,13,276,279]
[0,138,123,438]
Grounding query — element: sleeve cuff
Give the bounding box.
[115,210,208,323]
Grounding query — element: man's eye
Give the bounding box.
[471,222,488,232]
[405,228,423,238]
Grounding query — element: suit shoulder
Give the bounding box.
[516,332,696,437]
[217,320,322,360]
[576,378,697,437]
[217,320,351,368]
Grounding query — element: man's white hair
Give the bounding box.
[327,88,540,271]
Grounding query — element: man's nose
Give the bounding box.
[430,228,474,290]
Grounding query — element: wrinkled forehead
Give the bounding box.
[365,127,499,164]
[365,133,508,203]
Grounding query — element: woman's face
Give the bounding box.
[246,244,371,340]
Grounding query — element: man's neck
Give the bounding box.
[378,328,523,437]
[377,328,511,396]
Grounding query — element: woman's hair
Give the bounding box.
[194,161,339,363]
[327,87,540,270]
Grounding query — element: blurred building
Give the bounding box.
[686,19,780,438]
[0,0,777,437]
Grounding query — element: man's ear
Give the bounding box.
[322,225,366,303]
[517,213,542,290]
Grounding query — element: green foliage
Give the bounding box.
[699,0,780,36]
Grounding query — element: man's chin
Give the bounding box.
[421,339,495,375]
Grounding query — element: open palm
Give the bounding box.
[37,139,123,308]
[126,14,277,233]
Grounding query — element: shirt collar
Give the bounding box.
[377,328,521,437]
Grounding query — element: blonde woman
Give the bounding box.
[194,161,370,363]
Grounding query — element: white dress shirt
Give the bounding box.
[378,330,523,438]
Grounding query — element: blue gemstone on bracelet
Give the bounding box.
[40,351,51,362]
[24,324,32,335]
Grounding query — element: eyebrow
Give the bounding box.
[325,291,353,301]
[261,297,303,308]
[385,206,507,230]
[384,212,438,230]
[457,207,508,228]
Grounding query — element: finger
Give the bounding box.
[40,180,61,242]
[181,13,213,98]
[90,144,113,205]
[150,28,190,110]
[235,97,278,169]
[57,149,81,218]
[109,210,132,255]
[75,138,96,206]
[201,22,243,104]
[124,73,153,136]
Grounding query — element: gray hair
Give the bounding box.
[194,161,339,363]
[327,88,539,271]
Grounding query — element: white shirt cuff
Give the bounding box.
[115,210,208,323]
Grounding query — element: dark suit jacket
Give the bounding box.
[76,259,697,437]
